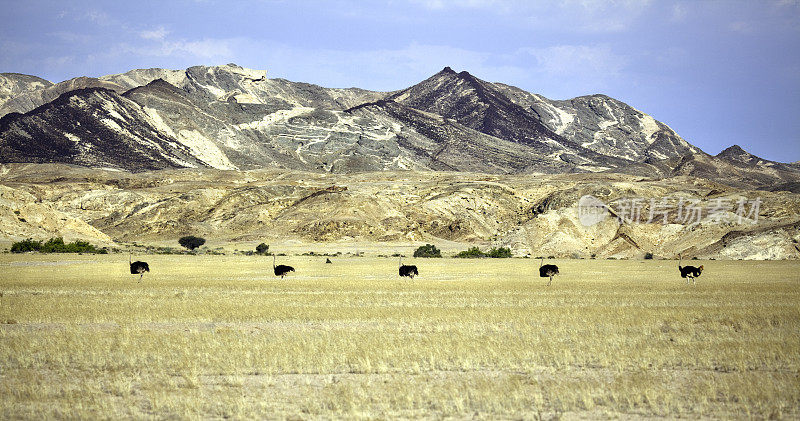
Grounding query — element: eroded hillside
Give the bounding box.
[1,164,798,259]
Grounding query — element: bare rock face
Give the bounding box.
[0,177,112,244]
[1,64,797,192]
[0,87,206,171]
[0,73,53,109]
[1,164,798,260]
[0,64,701,175]
[0,76,127,117]
[494,84,701,162]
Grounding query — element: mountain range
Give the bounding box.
[3,63,796,191]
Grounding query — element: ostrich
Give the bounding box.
[273,254,295,279]
[539,257,559,286]
[678,254,703,284]
[399,256,418,279]
[325,258,332,264]
[129,254,150,282]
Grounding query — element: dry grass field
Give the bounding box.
[1,254,798,419]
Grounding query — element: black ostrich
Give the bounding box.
[129,255,149,282]
[273,254,295,279]
[539,257,559,286]
[325,258,332,264]
[678,254,703,284]
[399,256,418,279]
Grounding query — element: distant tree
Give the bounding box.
[454,246,485,258]
[413,244,441,258]
[486,247,513,258]
[256,243,270,255]
[179,236,206,251]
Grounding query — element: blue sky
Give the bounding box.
[2,0,799,162]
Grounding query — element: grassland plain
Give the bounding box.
[0,254,798,419]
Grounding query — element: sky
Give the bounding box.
[2,0,799,162]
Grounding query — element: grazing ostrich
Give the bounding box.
[273,254,295,279]
[678,254,703,284]
[129,254,150,282]
[325,258,332,264]
[539,257,559,286]
[399,256,418,279]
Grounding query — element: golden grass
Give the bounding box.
[1,254,798,419]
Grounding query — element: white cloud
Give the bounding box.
[140,26,169,41]
[85,10,114,26]
[123,37,236,61]
[522,44,628,77]
[50,31,94,44]
[671,3,688,22]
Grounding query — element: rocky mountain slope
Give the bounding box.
[0,64,727,177]
[2,63,798,193]
[1,164,798,259]
[610,144,800,192]
[0,73,53,109]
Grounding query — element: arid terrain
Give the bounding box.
[1,254,798,419]
[1,163,799,260]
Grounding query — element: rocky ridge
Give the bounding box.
[1,163,798,259]
[1,63,753,180]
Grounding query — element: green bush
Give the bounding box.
[644,252,654,260]
[486,247,513,258]
[10,238,43,253]
[11,237,105,254]
[454,247,485,258]
[178,236,206,251]
[256,243,270,255]
[413,244,442,258]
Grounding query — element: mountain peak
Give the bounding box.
[457,70,473,79]
[718,144,747,157]
[439,66,456,75]
[716,145,761,165]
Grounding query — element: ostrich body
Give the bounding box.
[539,257,559,286]
[678,254,703,284]
[129,255,149,282]
[273,255,295,279]
[399,256,418,279]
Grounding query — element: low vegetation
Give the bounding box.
[454,246,485,258]
[10,237,107,254]
[413,243,442,258]
[178,235,206,251]
[1,256,797,419]
[454,246,513,258]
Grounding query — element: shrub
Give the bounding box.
[644,252,654,260]
[10,238,43,253]
[255,243,270,255]
[178,236,206,251]
[454,246,485,258]
[40,237,66,252]
[11,237,104,254]
[486,247,513,258]
[413,244,442,258]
